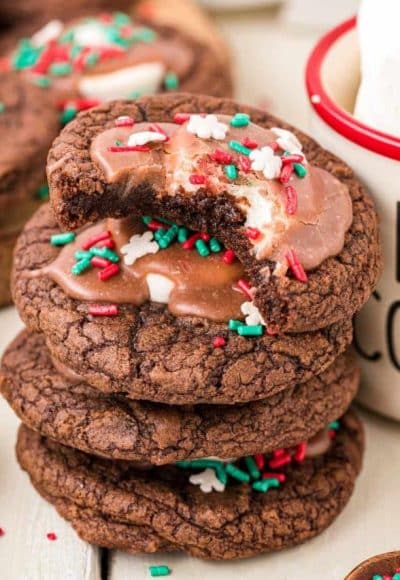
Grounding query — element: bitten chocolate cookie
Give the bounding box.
[46,94,381,333]
[0,330,359,463]
[3,13,232,110]
[0,72,59,306]
[12,204,354,404]
[17,411,364,560]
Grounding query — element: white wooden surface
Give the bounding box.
[2,3,399,579]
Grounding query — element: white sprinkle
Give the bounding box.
[120,231,159,266]
[31,20,63,46]
[249,146,282,179]
[189,469,226,493]
[186,114,228,140]
[271,127,303,156]
[241,301,266,326]
[127,131,167,146]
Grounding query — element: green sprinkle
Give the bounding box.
[175,460,192,468]
[230,113,250,127]
[238,325,264,337]
[90,247,120,263]
[51,232,76,246]
[224,164,237,180]
[142,216,152,225]
[195,239,210,257]
[71,257,91,275]
[293,163,307,178]
[228,319,244,331]
[149,565,171,577]
[229,140,251,156]
[209,237,222,253]
[70,45,82,59]
[115,140,123,146]
[392,574,400,580]
[127,90,142,99]
[74,250,92,261]
[131,27,157,43]
[157,217,175,226]
[37,183,49,200]
[60,107,77,124]
[50,62,72,76]
[113,11,131,26]
[178,227,189,243]
[244,456,260,480]
[252,478,280,493]
[225,463,250,483]
[188,459,224,470]
[372,576,383,580]
[85,52,99,68]
[154,228,167,242]
[215,466,228,485]
[328,420,340,430]
[164,72,179,91]
[33,76,51,88]
[12,39,40,70]
[158,224,179,248]
[0,102,5,113]
[60,29,75,44]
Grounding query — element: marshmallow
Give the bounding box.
[354,0,400,136]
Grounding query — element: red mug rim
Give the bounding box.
[305,16,400,161]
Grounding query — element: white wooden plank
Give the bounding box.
[109,410,400,580]
[0,307,101,580]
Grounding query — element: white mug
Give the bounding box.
[305,17,400,420]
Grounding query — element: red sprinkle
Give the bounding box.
[223,249,236,264]
[108,145,150,152]
[266,326,279,336]
[91,256,111,269]
[242,137,258,149]
[262,472,286,483]
[149,123,170,141]
[279,163,293,184]
[96,238,115,249]
[98,263,120,281]
[46,532,57,541]
[269,141,280,152]
[236,279,253,301]
[182,233,201,250]
[294,442,307,463]
[211,149,233,165]
[147,219,165,231]
[189,174,206,185]
[31,41,57,74]
[273,449,285,457]
[0,528,4,537]
[327,429,337,439]
[89,304,119,316]
[200,233,210,241]
[254,454,265,470]
[245,227,260,240]
[115,116,135,127]
[269,452,292,469]
[82,231,111,250]
[237,155,251,173]
[212,336,226,348]
[281,154,304,165]
[286,249,308,283]
[285,185,298,215]
[173,113,190,124]
[57,98,100,111]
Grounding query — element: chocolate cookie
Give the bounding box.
[0,72,59,306]
[3,14,232,107]
[1,330,359,463]
[46,94,381,333]
[345,552,400,580]
[17,411,364,560]
[12,204,354,404]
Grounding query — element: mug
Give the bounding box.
[305,17,400,420]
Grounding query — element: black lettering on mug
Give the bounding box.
[387,300,400,371]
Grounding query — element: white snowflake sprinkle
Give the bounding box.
[186,114,228,140]
[249,146,282,179]
[241,301,266,326]
[271,127,303,156]
[31,20,63,46]
[127,131,167,146]
[189,469,226,493]
[120,231,159,266]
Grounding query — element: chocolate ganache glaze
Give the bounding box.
[44,217,246,322]
[90,114,353,273]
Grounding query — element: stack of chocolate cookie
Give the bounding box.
[1,94,381,559]
[0,10,232,307]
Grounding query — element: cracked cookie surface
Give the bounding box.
[1,330,359,463]
[12,204,354,404]
[17,411,364,560]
